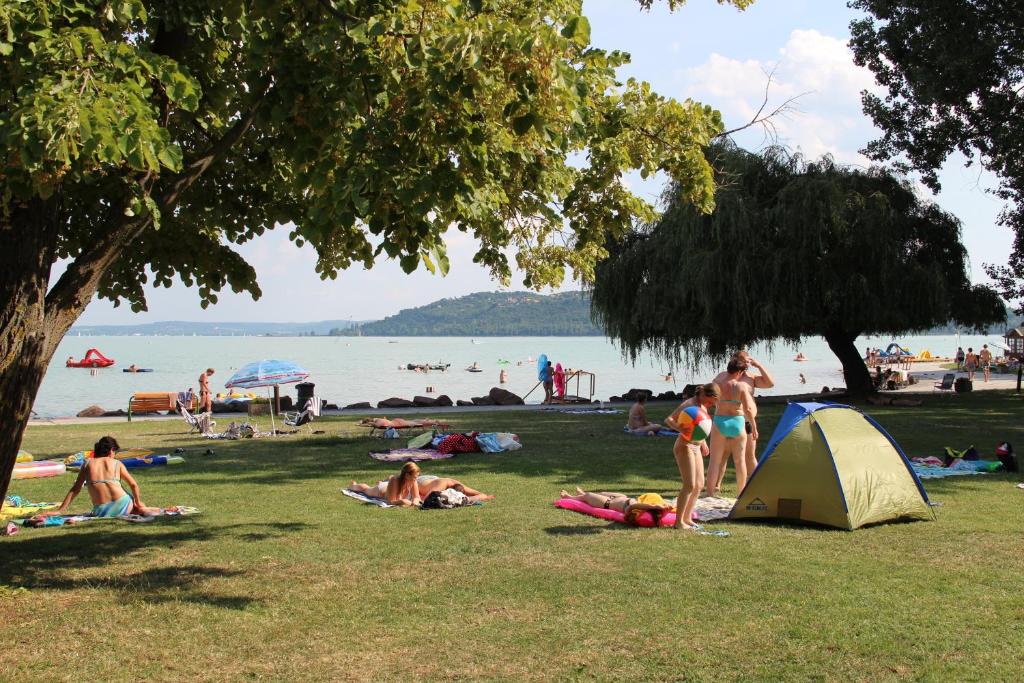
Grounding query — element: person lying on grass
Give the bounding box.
[559,488,674,526]
[350,462,495,506]
[45,436,160,517]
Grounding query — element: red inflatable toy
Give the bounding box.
[66,349,115,368]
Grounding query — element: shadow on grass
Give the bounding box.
[0,520,311,609]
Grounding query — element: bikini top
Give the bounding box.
[721,380,743,404]
[85,461,123,487]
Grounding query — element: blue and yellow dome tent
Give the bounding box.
[730,402,932,530]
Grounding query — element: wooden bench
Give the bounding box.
[128,392,193,421]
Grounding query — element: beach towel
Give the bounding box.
[342,488,395,508]
[543,408,623,414]
[911,464,984,479]
[369,448,455,463]
[623,426,679,437]
[22,506,199,528]
[1,496,58,521]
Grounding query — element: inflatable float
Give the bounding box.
[554,363,566,398]
[13,460,67,480]
[120,455,184,469]
[536,353,548,381]
[215,391,258,400]
[64,449,155,468]
[16,450,32,463]
[122,368,154,373]
[66,348,114,368]
[554,497,694,527]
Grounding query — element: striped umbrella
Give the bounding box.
[225,360,309,433]
[225,359,309,389]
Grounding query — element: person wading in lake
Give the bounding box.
[199,367,214,413]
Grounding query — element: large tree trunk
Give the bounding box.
[0,198,66,502]
[824,331,874,397]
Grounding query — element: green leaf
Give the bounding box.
[560,16,590,45]
[400,253,419,273]
[512,112,538,136]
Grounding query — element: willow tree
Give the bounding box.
[591,143,1005,395]
[0,0,754,500]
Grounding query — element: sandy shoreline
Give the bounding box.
[27,360,1019,426]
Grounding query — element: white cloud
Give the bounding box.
[679,29,880,164]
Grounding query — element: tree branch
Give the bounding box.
[43,80,275,333]
[713,69,809,143]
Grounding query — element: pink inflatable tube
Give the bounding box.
[12,460,67,480]
[554,498,696,527]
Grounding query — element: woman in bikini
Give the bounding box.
[350,462,494,505]
[707,358,757,496]
[665,382,720,529]
[49,436,158,517]
[350,461,424,506]
[558,488,674,525]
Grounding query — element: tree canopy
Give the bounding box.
[590,142,1005,394]
[848,0,1024,307]
[0,0,752,500]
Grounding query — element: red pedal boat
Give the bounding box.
[66,348,115,368]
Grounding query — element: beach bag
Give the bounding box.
[383,427,400,439]
[420,489,470,509]
[475,433,502,453]
[495,433,522,451]
[996,442,1018,473]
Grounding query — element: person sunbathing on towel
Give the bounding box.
[350,462,424,506]
[559,488,674,525]
[627,393,663,435]
[417,475,494,502]
[350,462,494,504]
[45,436,160,518]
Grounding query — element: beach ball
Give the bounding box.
[677,405,712,442]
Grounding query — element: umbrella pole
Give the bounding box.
[268,387,277,435]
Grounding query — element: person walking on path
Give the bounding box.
[979,344,993,382]
[710,351,774,493]
[964,348,978,382]
[199,368,215,413]
[955,347,965,371]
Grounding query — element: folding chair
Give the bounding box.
[284,396,319,432]
[179,401,216,435]
[933,373,955,392]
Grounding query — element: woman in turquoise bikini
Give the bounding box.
[50,436,156,517]
[707,359,757,495]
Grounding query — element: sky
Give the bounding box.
[75,0,1013,325]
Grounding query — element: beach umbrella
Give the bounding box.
[225,360,309,433]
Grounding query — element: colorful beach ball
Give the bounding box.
[678,405,712,442]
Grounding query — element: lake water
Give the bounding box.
[37,333,1000,418]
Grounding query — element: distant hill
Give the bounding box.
[339,291,602,336]
[70,319,365,336]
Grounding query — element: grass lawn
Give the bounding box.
[3,392,1023,681]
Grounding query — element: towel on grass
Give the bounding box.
[2,496,58,520]
[544,408,623,415]
[22,506,200,528]
[369,448,455,463]
[911,464,983,479]
[623,426,679,437]
[342,488,395,507]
